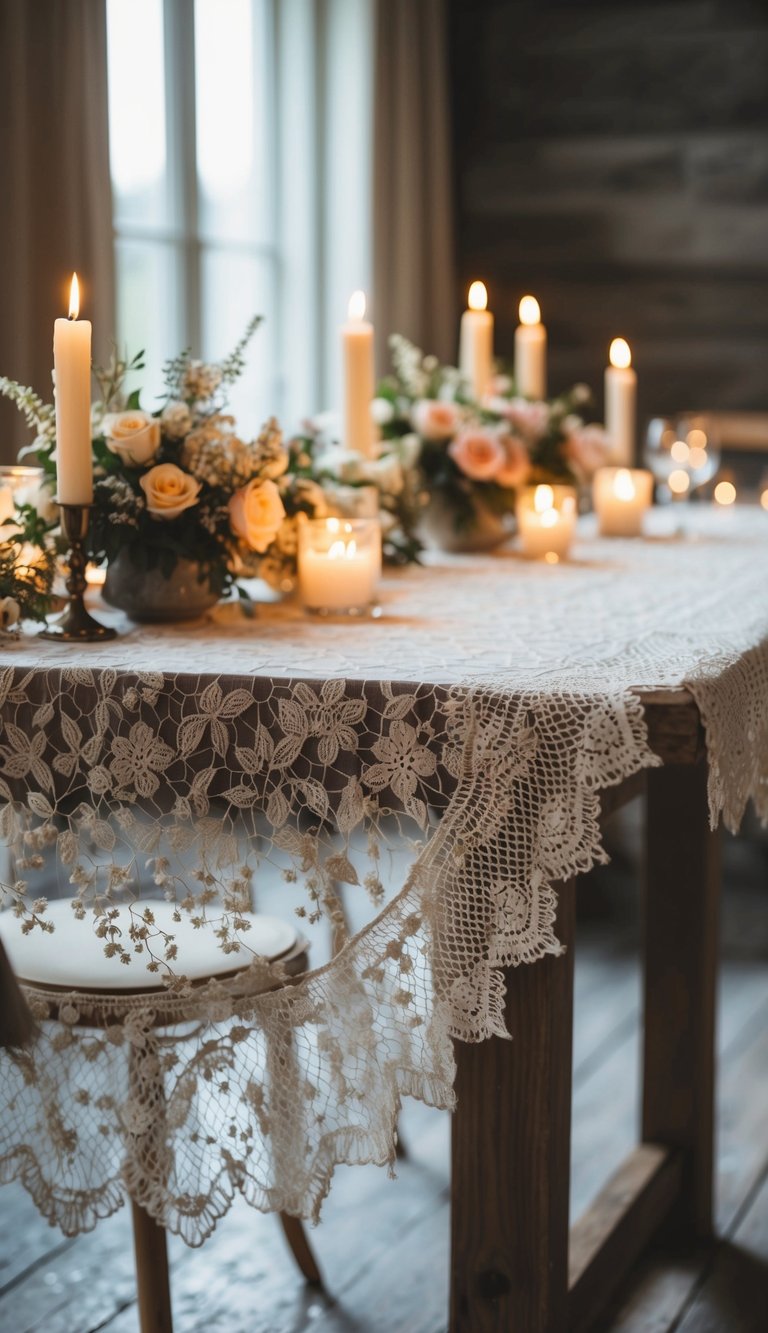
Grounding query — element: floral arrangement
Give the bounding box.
[1,320,334,605]
[376,334,610,533]
[284,420,423,566]
[0,512,55,631]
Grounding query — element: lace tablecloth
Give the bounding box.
[1,507,767,1241]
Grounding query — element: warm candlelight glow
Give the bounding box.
[519,295,541,326]
[761,489,768,511]
[348,290,366,322]
[670,439,689,463]
[688,428,707,449]
[609,338,632,370]
[714,480,736,506]
[614,468,636,501]
[669,469,690,495]
[68,272,80,320]
[534,484,555,513]
[468,281,488,312]
[689,446,708,470]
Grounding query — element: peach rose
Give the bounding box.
[495,433,531,488]
[412,399,462,441]
[139,463,201,519]
[103,410,161,466]
[448,428,506,481]
[228,478,286,553]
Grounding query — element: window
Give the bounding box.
[107,0,373,431]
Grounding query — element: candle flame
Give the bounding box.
[328,538,357,560]
[468,281,488,312]
[519,295,540,326]
[614,468,636,501]
[609,337,631,369]
[348,290,366,321]
[68,272,80,320]
[534,484,554,513]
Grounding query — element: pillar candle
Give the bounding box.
[459,281,494,401]
[54,274,93,505]
[342,290,375,459]
[593,466,652,536]
[604,338,637,467]
[516,483,576,560]
[514,296,547,400]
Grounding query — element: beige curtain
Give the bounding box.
[0,0,115,462]
[372,0,457,374]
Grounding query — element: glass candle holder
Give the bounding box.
[516,484,577,562]
[0,466,46,531]
[593,467,653,537]
[322,482,379,520]
[298,517,381,616]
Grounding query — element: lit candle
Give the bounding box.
[604,338,637,467]
[298,517,380,615]
[459,281,494,401]
[342,290,375,459]
[54,274,93,505]
[517,483,576,561]
[593,466,652,536]
[514,296,547,400]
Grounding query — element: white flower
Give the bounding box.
[371,397,395,426]
[357,453,404,496]
[229,478,286,552]
[139,463,201,519]
[161,401,193,440]
[0,597,21,629]
[182,361,222,401]
[103,410,161,466]
[412,399,462,441]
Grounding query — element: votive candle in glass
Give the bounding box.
[516,483,577,562]
[298,517,381,616]
[593,466,653,537]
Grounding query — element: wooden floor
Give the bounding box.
[1,817,767,1332]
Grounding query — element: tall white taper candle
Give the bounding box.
[604,338,637,467]
[54,273,93,504]
[459,281,494,401]
[342,290,375,459]
[514,295,547,400]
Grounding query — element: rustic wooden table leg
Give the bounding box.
[642,758,721,1240]
[450,882,575,1333]
[131,1199,174,1333]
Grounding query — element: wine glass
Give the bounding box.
[644,417,689,505]
[673,413,721,496]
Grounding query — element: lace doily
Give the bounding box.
[1,507,767,1242]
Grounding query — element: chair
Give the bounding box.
[0,900,322,1333]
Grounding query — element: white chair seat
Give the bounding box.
[0,900,297,991]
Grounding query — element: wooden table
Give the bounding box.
[450,688,721,1332]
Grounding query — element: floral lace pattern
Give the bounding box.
[1,508,767,1241]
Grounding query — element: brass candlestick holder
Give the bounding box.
[39,504,117,642]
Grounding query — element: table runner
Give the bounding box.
[1,509,767,1242]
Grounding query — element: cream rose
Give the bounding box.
[139,463,201,519]
[412,399,462,441]
[228,478,286,553]
[103,410,161,466]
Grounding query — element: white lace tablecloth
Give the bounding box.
[2,507,767,1242]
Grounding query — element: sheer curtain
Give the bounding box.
[0,0,115,463]
[372,0,457,375]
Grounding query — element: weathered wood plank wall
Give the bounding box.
[447,0,768,426]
